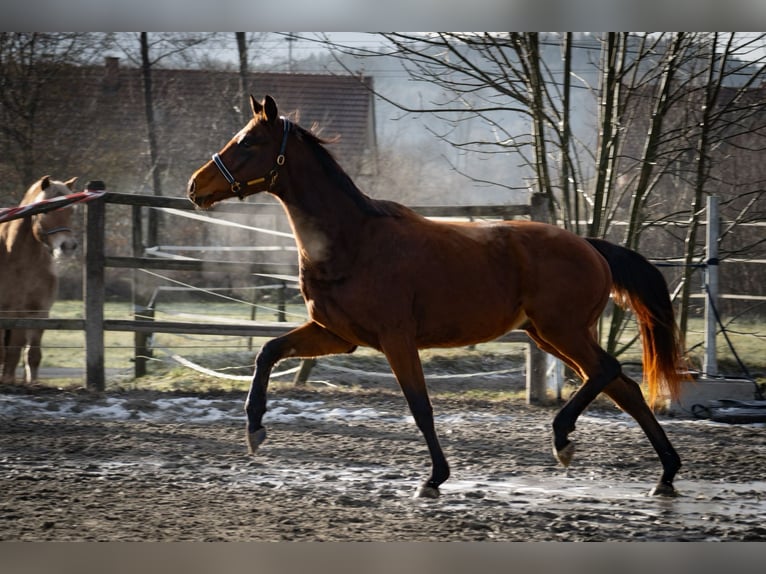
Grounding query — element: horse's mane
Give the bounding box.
[295,124,409,218]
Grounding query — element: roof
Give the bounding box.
[142,66,376,165]
[2,58,376,203]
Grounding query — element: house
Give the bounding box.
[0,57,377,295]
[1,57,376,205]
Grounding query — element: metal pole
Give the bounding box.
[704,195,719,377]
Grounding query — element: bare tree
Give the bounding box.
[114,32,211,245]
[0,32,110,194]
[675,33,766,338]
[321,32,766,363]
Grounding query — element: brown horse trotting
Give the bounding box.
[187,95,687,498]
[0,176,78,384]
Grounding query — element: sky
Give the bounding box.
[3,1,766,32]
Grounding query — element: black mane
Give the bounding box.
[295,124,408,218]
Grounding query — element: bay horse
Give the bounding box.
[0,176,78,384]
[187,95,686,498]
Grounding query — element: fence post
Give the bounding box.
[704,195,719,377]
[293,358,316,385]
[526,192,552,404]
[84,185,106,392]
[526,345,548,404]
[529,192,549,224]
[132,202,155,377]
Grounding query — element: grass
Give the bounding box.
[12,300,766,398]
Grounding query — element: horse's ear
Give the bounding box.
[264,95,279,124]
[40,176,51,190]
[64,177,77,190]
[250,94,262,117]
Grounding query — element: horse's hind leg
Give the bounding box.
[550,349,621,467]
[603,374,681,496]
[526,325,620,467]
[245,321,356,454]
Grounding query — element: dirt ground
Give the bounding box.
[1,373,765,542]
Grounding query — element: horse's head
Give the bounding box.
[187,94,292,209]
[26,175,79,258]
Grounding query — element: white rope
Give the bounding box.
[315,363,523,381]
[146,245,297,253]
[160,207,295,239]
[159,346,522,384]
[140,249,301,284]
[138,268,308,320]
[162,350,301,381]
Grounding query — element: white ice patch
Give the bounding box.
[0,394,403,425]
[1,393,762,432]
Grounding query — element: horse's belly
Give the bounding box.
[413,290,525,348]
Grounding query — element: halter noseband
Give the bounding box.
[212,117,292,200]
[43,226,72,236]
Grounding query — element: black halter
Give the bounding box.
[212,117,292,200]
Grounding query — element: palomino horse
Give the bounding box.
[188,95,686,498]
[0,176,78,384]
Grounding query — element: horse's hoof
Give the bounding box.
[554,441,575,467]
[414,484,440,499]
[649,482,678,497]
[246,427,267,455]
[553,442,574,466]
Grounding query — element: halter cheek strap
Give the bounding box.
[212,153,239,191]
[212,117,292,200]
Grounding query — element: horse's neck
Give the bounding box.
[0,219,51,268]
[5,218,45,248]
[275,175,368,270]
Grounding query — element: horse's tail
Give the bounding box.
[586,238,686,407]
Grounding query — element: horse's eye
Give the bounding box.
[239,136,255,148]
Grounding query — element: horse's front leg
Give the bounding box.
[381,335,449,499]
[0,329,26,384]
[24,328,44,384]
[245,321,356,454]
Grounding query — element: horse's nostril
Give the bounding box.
[187,179,196,197]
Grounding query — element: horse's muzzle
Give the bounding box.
[52,237,78,259]
[187,178,207,208]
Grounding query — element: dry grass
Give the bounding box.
[14,300,766,399]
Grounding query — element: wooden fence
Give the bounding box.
[0,192,551,402]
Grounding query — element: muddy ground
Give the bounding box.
[1,372,765,542]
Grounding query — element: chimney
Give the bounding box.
[103,56,120,92]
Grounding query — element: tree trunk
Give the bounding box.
[589,33,620,239]
[679,34,723,340]
[141,32,162,247]
[236,32,249,122]
[559,33,576,233]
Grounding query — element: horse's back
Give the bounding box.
[390,217,612,345]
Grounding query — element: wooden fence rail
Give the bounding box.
[1,191,550,402]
